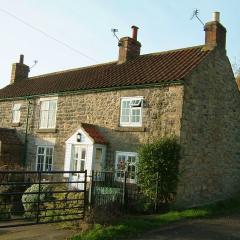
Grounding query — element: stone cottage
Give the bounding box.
[0,12,240,207]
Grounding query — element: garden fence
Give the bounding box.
[0,170,87,228]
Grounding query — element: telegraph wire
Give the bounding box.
[0,7,98,63]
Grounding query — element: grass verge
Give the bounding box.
[70,195,240,240]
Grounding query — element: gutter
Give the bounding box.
[0,80,184,102]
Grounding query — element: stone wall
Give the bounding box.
[0,143,23,168]
[177,48,240,207]
[0,85,184,171]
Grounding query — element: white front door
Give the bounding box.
[71,145,86,189]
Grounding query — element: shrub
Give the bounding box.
[0,172,26,220]
[0,185,11,220]
[22,183,52,218]
[137,136,181,206]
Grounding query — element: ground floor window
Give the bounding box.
[115,151,137,183]
[95,147,103,172]
[36,146,54,171]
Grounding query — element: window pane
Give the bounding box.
[81,149,86,159]
[95,148,103,171]
[48,101,57,128]
[131,108,141,123]
[46,147,53,156]
[45,155,52,171]
[37,155,44,171]
[80,160,85,171]
[38,147,44,154]
[73,159,77,170]
[121,115,129,123]
[41,101,49,110]
[13,103,21,110]
[40,100,57,129]
[120,100,131,124]
[40,110,48,128]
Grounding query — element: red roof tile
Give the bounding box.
[0,128,23,145]
[0,46,211,99]
[81,123,107,145]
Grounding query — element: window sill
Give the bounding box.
[115,126,146,132]
[12,123,21,127]
[36,128,57,133]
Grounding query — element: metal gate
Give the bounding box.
[0,170,87,228]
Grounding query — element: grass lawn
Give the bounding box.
[70,195,240,240]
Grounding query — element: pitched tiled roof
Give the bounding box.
[81,123,107,145]
[0,45,211,99]
[0,128,23,145]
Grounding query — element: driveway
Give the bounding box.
[135,214,240,240]
[0,223,75,240]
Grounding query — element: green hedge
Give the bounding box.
[137,137,181,204]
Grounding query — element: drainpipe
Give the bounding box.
[22,99,31,168]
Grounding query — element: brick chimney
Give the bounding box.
[11,54,29,84]
[204,12,226,50]
[118,26,141,64]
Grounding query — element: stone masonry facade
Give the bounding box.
[0,85,184,171]
[177,48,240,206]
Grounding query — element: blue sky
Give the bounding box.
[0,0,239,88]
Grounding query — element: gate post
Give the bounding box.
[88,170,94,208]
[154,172,159,212]
[122,171,127,209]
[83,170,87,219]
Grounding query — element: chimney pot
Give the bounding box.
[212,11,220,22]
[131,25,139,40]
[19,54,24,64]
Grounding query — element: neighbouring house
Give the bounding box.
[0,128,23,168]
[0,12,240,207]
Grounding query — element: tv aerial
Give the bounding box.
[111,28,120,41]
[191,9,204,27]
[30,60,38,69]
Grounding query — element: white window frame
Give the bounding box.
[120,97,143,127]
[12,103,21,123]
[36,146,54,171]
[94,147,104,172]
[115,151,138,184]
[39,97,58,129]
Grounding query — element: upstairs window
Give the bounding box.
[39,98,57,129]
[12,103,21,123]
[36,146,54,171]
[120,97,143,127]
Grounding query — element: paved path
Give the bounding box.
[0,223,75,240]
[135,214,240,240]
